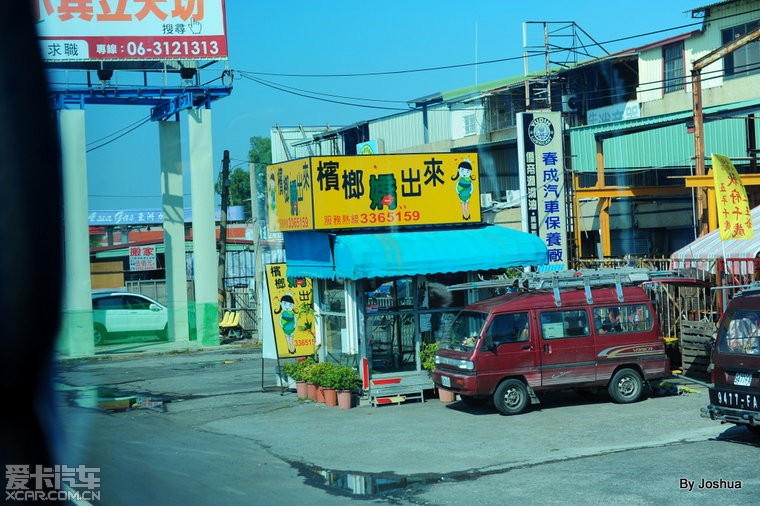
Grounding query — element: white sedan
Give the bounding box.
[92,291,168,345]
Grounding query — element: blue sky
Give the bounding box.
[80,0,703,211]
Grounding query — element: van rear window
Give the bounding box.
[592,304,653,335]
[717,310,760,355]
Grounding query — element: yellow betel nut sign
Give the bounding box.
[266,153,480,232]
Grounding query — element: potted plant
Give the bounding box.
[331,365,360,410]
[290,357,314,399]
[319,363,340,407]
[279,360,298,391]
[301,359,319,401]
[420,342,439,374]
[307,362,335,403]
[421,342,456,403]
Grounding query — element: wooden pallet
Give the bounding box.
[679,319,716,381]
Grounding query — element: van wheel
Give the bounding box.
[493,379,529,415]
[608,368,643,404]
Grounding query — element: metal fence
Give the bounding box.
[573,257,760,355]
[126,277,259,340]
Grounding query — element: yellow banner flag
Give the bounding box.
[712,153,753,240]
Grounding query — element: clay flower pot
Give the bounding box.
[438,388,457,403]
[337,390,354,410]
[323,388,338,407]
[296,381,307,399]
[306,383,318,401]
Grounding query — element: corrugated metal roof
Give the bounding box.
[573,98,760,136]
[568,98,760,171]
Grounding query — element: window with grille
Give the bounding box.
[663,42,685,93]
[463,114,477,135]
[722,21,760,79]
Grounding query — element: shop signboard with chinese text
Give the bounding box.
[129,246,157,271]
[265,263,316,358]
[517,112,567,268]
[266,153,480,232]
[712,153,753,240]
[36,0,228,62]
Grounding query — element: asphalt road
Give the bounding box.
[49,344,759,505]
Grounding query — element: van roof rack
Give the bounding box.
[448,267,651,307]
[736,281,760,297]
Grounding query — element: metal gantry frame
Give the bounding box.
[50,65,233,355]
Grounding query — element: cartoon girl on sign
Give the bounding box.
[451,159,475,220]
[274,293,297,354]
[268,173,277,212]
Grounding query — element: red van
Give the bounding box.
[432,277,670,415]
[701,284,760,437]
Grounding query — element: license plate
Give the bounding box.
[734,373,752,387]
[441,376,451,388]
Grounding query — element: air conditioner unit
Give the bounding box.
[561,94,580,113]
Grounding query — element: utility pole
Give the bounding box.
[691,27,760,235]
[218,150,230,310]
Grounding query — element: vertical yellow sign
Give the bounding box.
[712,153,753,240]
[266,159,315,233]
[265,263,316,358]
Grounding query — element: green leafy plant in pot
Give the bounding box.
[420,342,439,374]
[330,365,360,409]
[284,357,315,398]
[307,362,336,403]
[420,341,454,402]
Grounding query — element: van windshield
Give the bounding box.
[440,310,487,352]
[717,309,760,355]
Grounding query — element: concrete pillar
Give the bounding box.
[159,120,190,343]
[188,108,219,346]
[58,109,94,357]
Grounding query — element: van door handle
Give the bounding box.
[543,344,551,353]
[521,345,532,351]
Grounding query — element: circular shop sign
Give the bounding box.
[528,116,554,146]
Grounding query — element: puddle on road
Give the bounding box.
[60,385,169,412]
[293,461,447,499]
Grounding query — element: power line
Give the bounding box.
[86,115,152,148]
[237,71,411,104]
[238,72,409,112]
[241,19,709,79]
[86,116,152,153]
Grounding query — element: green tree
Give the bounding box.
[248,136,271,168]
[248,136,271,224]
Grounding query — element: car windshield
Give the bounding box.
[440,310,487,352]
[717,309,760,355]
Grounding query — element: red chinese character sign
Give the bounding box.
[129,246,157,271]
[517,112,566,268]
[266,153,480,232]
[712,153,753,240]
[265,263,316,358]
[36,0,228,62]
